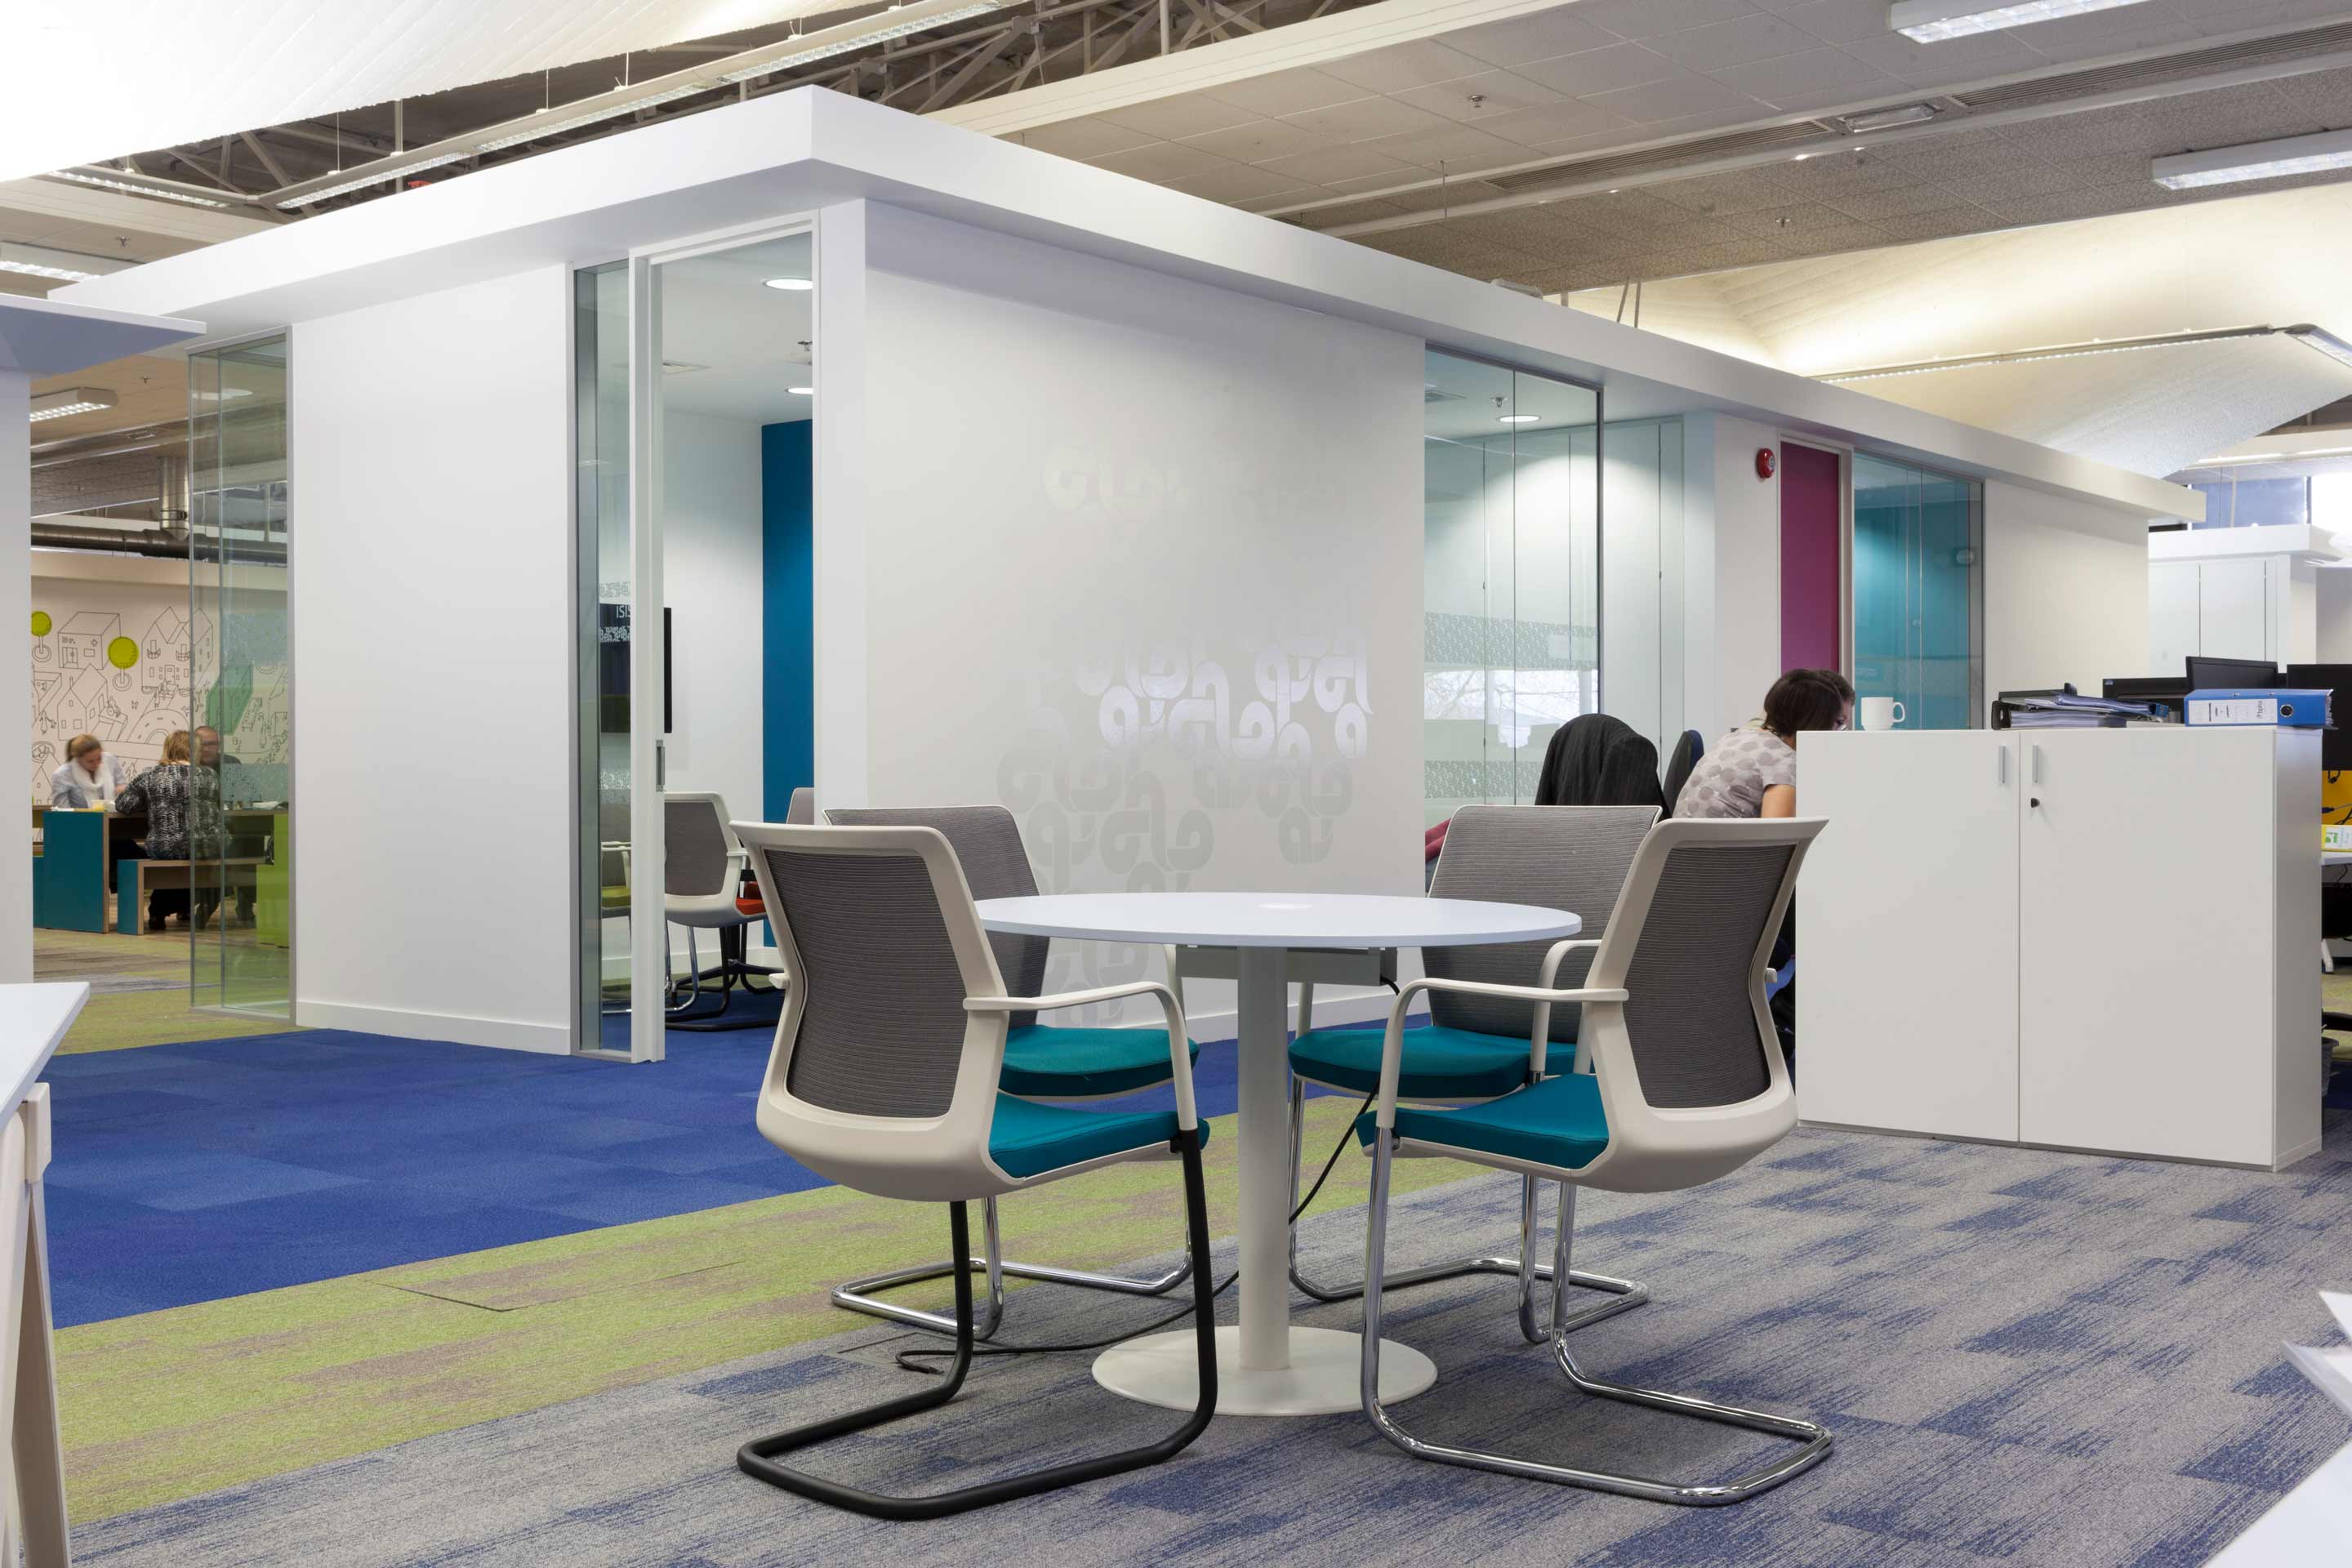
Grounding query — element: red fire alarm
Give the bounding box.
[1755,448,1777,479]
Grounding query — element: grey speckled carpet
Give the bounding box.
[78,1111,2352,1568]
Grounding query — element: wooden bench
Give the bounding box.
[130,858,265,933]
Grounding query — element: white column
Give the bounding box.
[1233,945,1290,1371]
[1,370,28,985]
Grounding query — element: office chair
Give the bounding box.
[731,821,1217,1519]
[663,793,778,1031]
[822,805,1200,1338]
[1356,817,1833,1505]
[1661,728,1704,817]
[1283,804,1657,1339]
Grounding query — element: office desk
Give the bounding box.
[1803,728,2319,1170]
[31,808,285,934]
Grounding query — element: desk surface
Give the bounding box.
[0,984,84,1116]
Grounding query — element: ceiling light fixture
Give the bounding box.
[29,388,117,422]
[1837,102,1939,134]
[2190,447,2352,467]
[476,82,712,154]
[0,242,126,284]
[719,0,1007,82]
[763,277,813,291]
[2154,128,2352,190]
[1816,326,2291,383]
[44,169,229,208]
[1890,0,2155,44]
[1499,412,1539,424]
[287,150,473,207]
[788,385,815,395]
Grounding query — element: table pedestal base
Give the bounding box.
[1093,1325,1435,1417]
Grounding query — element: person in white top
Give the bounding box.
[48,734,129,808]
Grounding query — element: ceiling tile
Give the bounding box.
[1321,40,1496,94]
[1711,45,1892,104]
[1775,149,1948,194]
[1642,237,1808,276]
[1281,95,1459,144]
[1363,124,1542,174]
[2009,12,2203,61]
[1181,118,1341,164]
[1320,166,1451,196]
[1085,141,1237,183]
[1767,219,1889,256]
[1201,66,1368,118]
[1160,162,1324,204]
[1572,0,1770,41]
[1721,200,1860,234]
[1833,31,2050,86]
[1642,15,1823,74]
[1095,96,1267,142]
[1650,168,1806,214]
[1584,70,1758,123]
[1512,43,1683,97]
[1013,118,1160,161]
[1444,11,1622,69]
[1765,78,1926,113]
[1232,185,1332,213]
[1979,179,2179,225]
[1257,144,1428,186]
[1288,197,1410,225]
[1468,99,1637,148]
[1938,162,2111,207]
[1391,69,1568,125]
[2176,0,2352,24]
[1772,0,1912,45]
[1821,181,1976,219]
[1989,110,2167,158]
[1866,206,2004,241]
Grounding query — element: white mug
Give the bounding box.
[1858,696,1905,731]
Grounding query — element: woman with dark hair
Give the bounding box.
[1672,667,1852,1070]
[1673,667,1855,821]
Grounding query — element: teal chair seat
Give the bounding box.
[990,1094,1210,1180]
[1290,1024,1546,1102]
[1354,1072,1609,1173]
[1003,1025,1200,1099]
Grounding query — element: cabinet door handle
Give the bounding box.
[2029,743,2044,786]
[1998,745,2009,786]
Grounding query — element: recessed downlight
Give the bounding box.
[764,277,813,292]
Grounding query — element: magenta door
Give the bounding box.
[1780,443,1843,673]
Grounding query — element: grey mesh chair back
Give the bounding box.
[1586,817,1823,1114]
[1424,804,1658,1045]
[827,805,1049,1028]
[665,794,736,898]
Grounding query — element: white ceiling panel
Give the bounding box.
[6,1,849,182]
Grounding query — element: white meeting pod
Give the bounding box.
[56,87,2195,1061]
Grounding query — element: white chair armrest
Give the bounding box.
[965,981,1198,1131]
[1371,974,1629,1130]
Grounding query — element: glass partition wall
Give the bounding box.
[1852,453,1984,730]
[1423,350,1601,824]
[188,336,292,1015]
[575,262,639,1057]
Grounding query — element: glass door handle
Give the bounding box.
[656,740,666,791]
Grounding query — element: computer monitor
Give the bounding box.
[2185,655,2279,693]
[2285,663,2352,772]
[2101,676,2190,720]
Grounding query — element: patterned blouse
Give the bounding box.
[116,764,225,860]
[1673,724,1797,820]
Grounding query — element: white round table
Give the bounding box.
[975,890,1581,1417]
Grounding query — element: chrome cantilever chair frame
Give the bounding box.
[1357,817,1834,1505]
[730,821,1218,1518]
[823,805,1192,1339]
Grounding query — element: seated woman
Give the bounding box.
[1673,668,1854,1065]
[48,733,127,808]
[115,730,227,933]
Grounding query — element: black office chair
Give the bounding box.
[1661,728,1704,817]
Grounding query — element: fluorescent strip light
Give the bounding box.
[1818,326,2281,383]
[719,0,1007,82]
[29,388,116,422]
[2191,448,2352,467]
[2154,128,2352,190]
[45,169,228,208]
[0,242,123,284]
[475,82,713,154]
[283,149,474,208]
[1838,103,1939,134]
[1891,0,2154,42]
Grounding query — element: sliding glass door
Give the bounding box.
[1852,452,1983,729]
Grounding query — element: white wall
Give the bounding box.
[829,203,1423,1031]
[1682,412,1780,739]
[657,412,763,817]
[1,370,24,983]
[1985,479,2152,702]
[2319,569,2352,663]
[291,266,574,1051]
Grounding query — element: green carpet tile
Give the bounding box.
[55,1094,1472,1524]
[33,929,302,1054]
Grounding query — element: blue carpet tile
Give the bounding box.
[36,1000,1361,1326]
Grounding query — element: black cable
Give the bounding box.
[891,1086,1378,1373]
